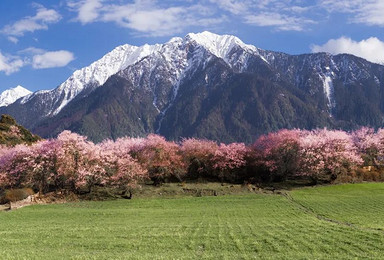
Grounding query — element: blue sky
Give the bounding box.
[1,0,384,93]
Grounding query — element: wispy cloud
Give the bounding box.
[217,0,317,31]
[320,0,384,26]
[208,0,248,15]
[18,47,46,55]
[66,0,384,35]
[209,0,384,30]
[319,0,362,13]
[311,36,384,64]
[68,0,225,36]
[355,1,384,26]
[1,4,61,42]
[245,12,315,31]
[213,0,384,29]
[7,37,19,44]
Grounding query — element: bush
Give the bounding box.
[354,167,384,182]
[0,188,34,203]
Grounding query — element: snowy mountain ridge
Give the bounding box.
[0,86,32,107]
[20,43,161,115]
[15,31,265,116]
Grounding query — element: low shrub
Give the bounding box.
[1,188,34,203]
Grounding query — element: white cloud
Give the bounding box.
[32,50,75,69]
[1,5,61,41]
[0,52,25,75]
[245,12,315,31]
[311,37,384,64]
[0,48,75,75]
[102,6,186,36]
[68,0,103,24]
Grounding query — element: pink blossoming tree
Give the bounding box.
[252,129,301,182]
[180,138,218,180]
[135,134,185,184]
[212,142,247,182]
[298,129,363,182]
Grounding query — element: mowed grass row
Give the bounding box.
[1,186,384,259]
[291,182,384,230]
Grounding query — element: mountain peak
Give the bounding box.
[0,85,32,107]
[185,31,259,60]
[13,85,28,91]
[186,31,239,43]
[167,36,183,44]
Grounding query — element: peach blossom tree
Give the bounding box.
[298,129,363,183]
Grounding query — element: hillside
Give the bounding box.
[0,114,40,146]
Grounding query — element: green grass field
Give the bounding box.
[290,182,384,230]
[1,183,384,259]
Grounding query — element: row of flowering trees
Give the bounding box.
[0,131,247,193]
[1,127,384,194]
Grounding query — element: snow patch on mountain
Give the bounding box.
[319,65,336,113]
[322,74,334,108]
[0,86,32,107]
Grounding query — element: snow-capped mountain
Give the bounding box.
[0,86,31,107]
[0,31,267,127]
[11,31,260,117]
[1,31,384,143]
[20,43,166,116]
